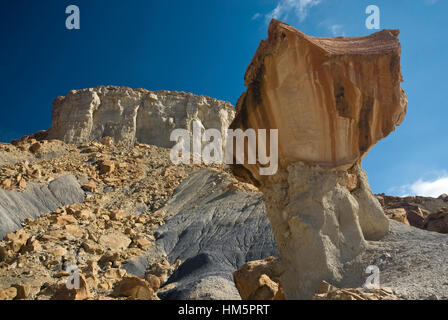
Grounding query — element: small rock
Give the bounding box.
[6,229,30,253]
[109,210,124,221]
[51,274,91,300]
[18,179,27,189]
[82,240,104,255]
[74,209,93,220]
[53,215,77,225]
[104,268,126,280]
[133,236,152,249]
[248,274,279,300]
[98,160,115,175]
[12,284,30,299]
[1,179,12,190]
[29,142,42,154]
[82,180,97,193]
[51,246,67,257]
[385,208,409,225]
[112,276,155,300]
[0,287,17,300]
[144,274,161,290]
[65,224,84,237]
[100,136,114,147]
[98,232,131,251]
[316,280,337,294]
[20,237,42,254]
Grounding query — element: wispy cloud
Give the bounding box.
[266,0,322,23]
[252,13,261,21]
[390,173,448,197]
[425,0,439,5]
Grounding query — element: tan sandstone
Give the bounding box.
[229,20,407,299]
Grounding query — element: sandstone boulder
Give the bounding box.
[233,256,283,300]
[112,275,156,300]
[12,284,31,300]
[51,274,91,300]
[98,232,131,251]
[424,208,448,234]
[385,208,409,225]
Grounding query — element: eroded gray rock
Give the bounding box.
[123,168,277,300]
[0,175,85,238]
[125,168,448,300]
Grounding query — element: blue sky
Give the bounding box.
[0,0,447,196]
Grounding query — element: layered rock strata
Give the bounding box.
[229,20,407,299]
[48,86,235,150]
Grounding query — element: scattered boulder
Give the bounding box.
[0,287,17,300]
[12,284,31,299]
[98,160,115,175]
[51,274,91,300]
[112,275,156,300]
[82,180,96,193]
[385,208,409,225]
[233,256,283,300]
[29,142,42,154]
[100,136,114,147]
[424,208,448,234]
[82,240,104,255]
[98,232,131,251]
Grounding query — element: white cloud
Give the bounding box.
[391,174,448,197]
[266,0,322,23]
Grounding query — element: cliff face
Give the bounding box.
[47,86,235,148]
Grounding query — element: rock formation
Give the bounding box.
[3,132,448,300]
[233,256,284,300]
[47,86,235,150]
[0,175,85,239]
[229,20,407,299]
[379,194,448,233]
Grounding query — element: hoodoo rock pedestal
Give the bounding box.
[229,19,408,299]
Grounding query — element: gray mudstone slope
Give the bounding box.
[125,169,448,300]
[123,168,277,300]
[348,220,448,300]
[0,175,85,238]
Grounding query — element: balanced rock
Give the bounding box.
[229,20,407,299]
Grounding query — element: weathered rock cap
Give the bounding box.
[230,19,407,186]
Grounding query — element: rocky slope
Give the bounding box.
[0,124,448,300]
[0,135,226,299]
